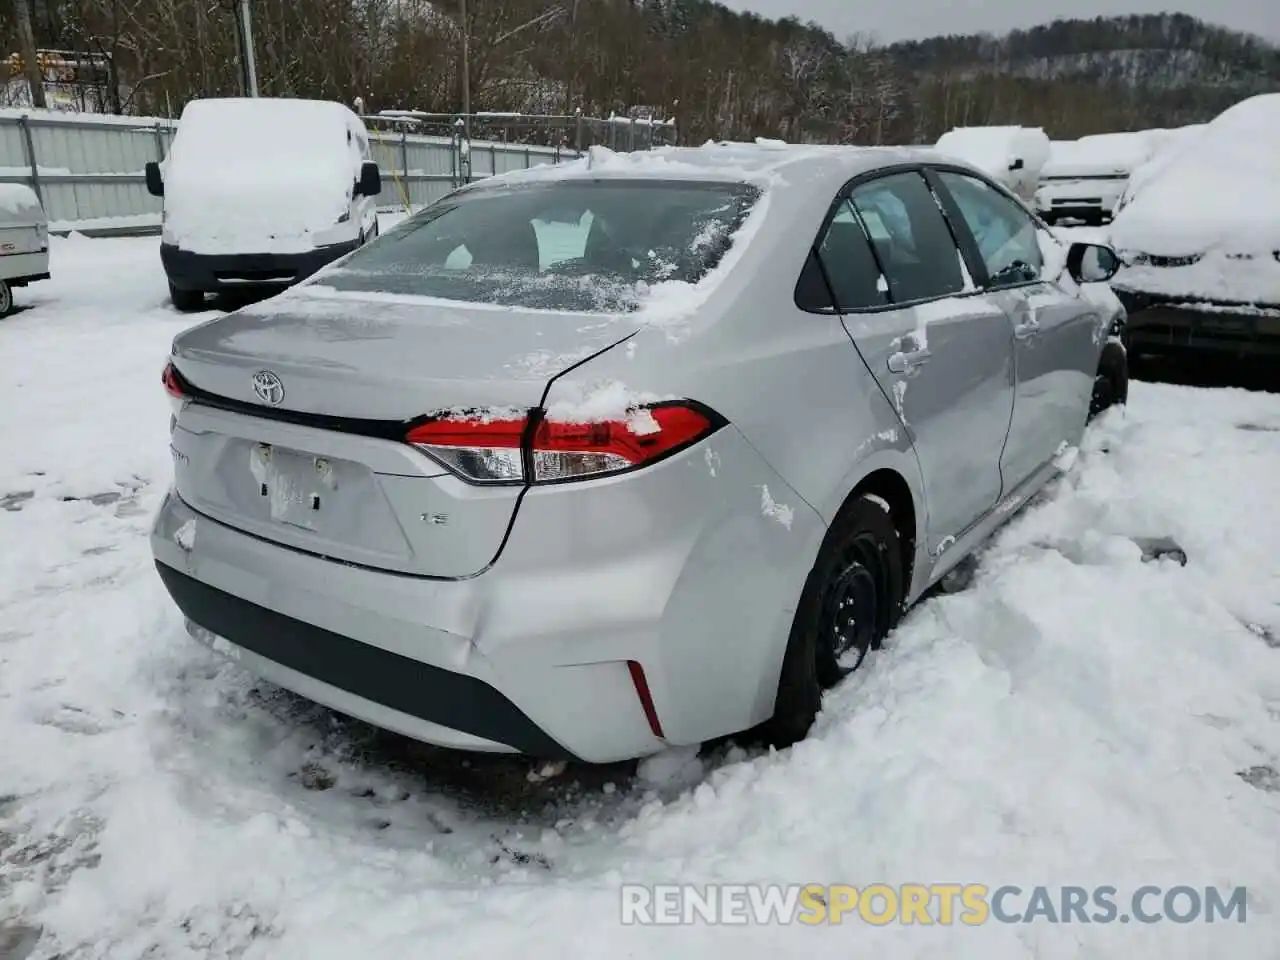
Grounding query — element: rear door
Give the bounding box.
[818,169,1016,554]
[930,168,1101,492]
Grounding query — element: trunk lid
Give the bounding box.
[172,286,637,418]
[168,288,636,577]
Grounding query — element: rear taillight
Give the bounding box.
[405,416,527,484]
[405,401,722,484]
[162,361,186,426]
[162,362,184,400]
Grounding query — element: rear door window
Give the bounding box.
[814,200,888,310]
[848,172,966,303]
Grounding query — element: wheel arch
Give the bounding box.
[834,467,919,608]
[819,446,929,602]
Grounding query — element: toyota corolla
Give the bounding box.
[152,142,1126,763]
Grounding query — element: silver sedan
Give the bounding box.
[151,143,1127,763]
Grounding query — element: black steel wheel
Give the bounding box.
[763,493,906,747]
[1088,340,1129,422]
[169,282,204,313]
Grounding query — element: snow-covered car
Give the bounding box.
[934,126,1052,205]
[1035,132,1156,226]
[1111,124,1208,217]
[1109,95,1280,361]
[151,143,1126,763]
[145,97,383,311]
[0,182,50,317]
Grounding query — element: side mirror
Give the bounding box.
[1008,157,1025,172]
[1066,241,1121,284]
[145,161,164,197]
[356,161,381,197]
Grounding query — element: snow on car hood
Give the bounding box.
[1109,95,1280,258]
[163,167,353,254]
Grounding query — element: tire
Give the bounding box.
[762,494,906,747]
[169,283,204,313]
[1088,340,1129,422]
[0,279,12,317]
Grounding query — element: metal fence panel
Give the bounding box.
[0,108,639,232]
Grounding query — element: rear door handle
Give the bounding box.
[1014,318,1040,340]
[887,348,931,374]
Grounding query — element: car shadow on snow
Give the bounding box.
[159,655,761,874]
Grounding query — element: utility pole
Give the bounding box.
[459,0,470,138]
[233,0,259,96]
[14,0,47,109]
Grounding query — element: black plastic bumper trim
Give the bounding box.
[155,561,576,760]
[161,240,358,293]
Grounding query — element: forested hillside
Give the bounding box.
[3,0,1277,143]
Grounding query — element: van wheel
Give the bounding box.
[0,280,12,317]
[761,494,905,747]
[169,283,204,313]
[1088,340,1129,422]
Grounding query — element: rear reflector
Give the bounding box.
[405,401,722,484]
[627,660,665,740]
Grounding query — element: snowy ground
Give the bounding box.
[1,232,1279,959]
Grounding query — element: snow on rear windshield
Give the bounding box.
[320,180,761,312]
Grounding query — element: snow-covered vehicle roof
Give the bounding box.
[933,126,1052,178]
[1109,95,1280,257]
[0,182,45,225]
[1041,132,1156,179]
[460,141,941,193]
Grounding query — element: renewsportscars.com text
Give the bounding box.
[620,883,1248,926]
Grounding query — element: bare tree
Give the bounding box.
[13,0,47,107]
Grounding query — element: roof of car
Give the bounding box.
[467,142,948,193]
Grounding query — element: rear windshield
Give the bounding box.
[318,179,761,312]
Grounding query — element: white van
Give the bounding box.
[145,97,382,311]
[0,182,50,317]
[933,126,1052,206]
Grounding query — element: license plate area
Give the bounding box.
[251,443,336,530]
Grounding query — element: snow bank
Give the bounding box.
[1109,97,1278,256]
[934,126,1051,198]
[161,98,363,255]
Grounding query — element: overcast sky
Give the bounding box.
[718,0,1280,43]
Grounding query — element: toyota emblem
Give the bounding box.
[251,370,285,406]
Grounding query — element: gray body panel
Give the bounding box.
[153,143,1121,760]
[840,296,1016,554]
[995,284,1105,490]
